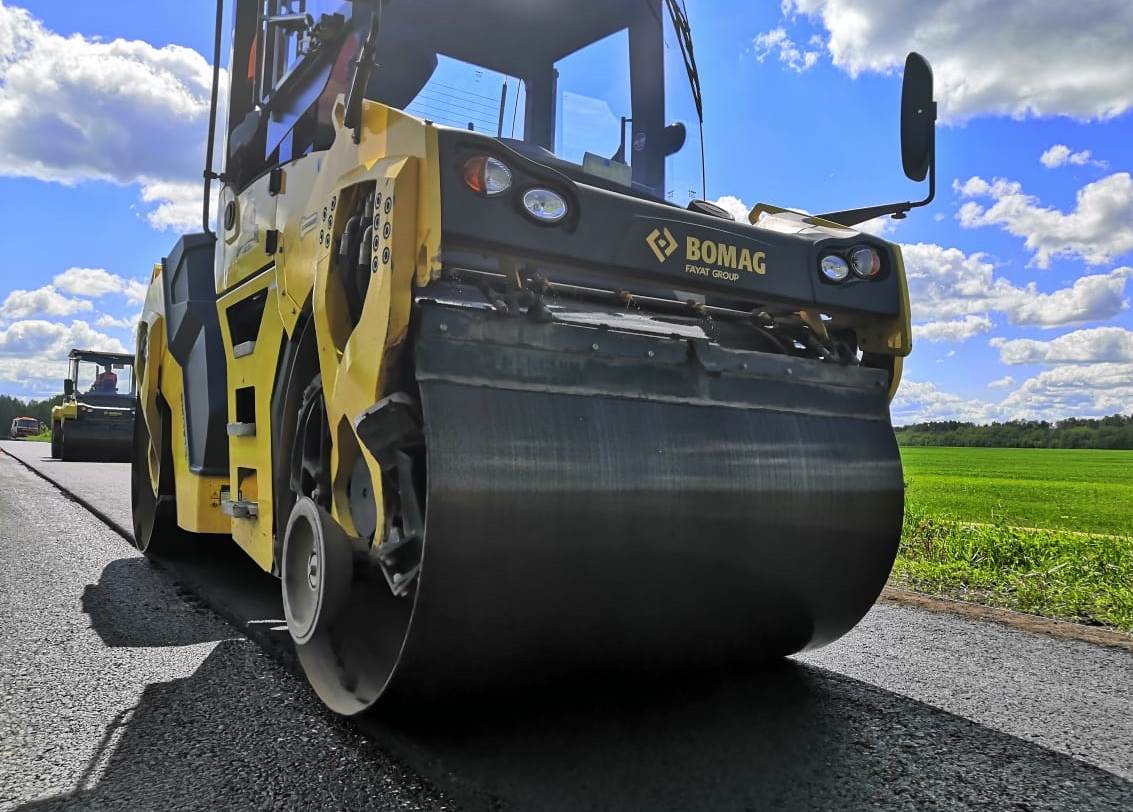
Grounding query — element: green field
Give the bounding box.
[895,447,1133,632]
[901,447,1132,537]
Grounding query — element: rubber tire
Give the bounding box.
[50,425,61,459]
[131,397,189,556]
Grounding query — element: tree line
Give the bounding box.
[0,393,64,432]
[896,414,1133,450]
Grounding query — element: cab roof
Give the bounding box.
[380,0,645,76]
[68,348,135,365]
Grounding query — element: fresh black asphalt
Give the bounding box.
[1,439,1130,810]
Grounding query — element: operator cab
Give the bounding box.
[224,0,700,203]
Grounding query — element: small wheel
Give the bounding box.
[282,497,354,646]
[50,425,61,458]
[131,397,187,555]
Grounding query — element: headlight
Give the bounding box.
[820,254,850,282]
[522,188,568,224]
[463,156,512,196]
[849,246,882,279]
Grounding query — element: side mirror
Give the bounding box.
[63,379,74,398]
[900,52,936,182]
[660,122,687,157]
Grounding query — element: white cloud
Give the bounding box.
[779,0,1133,122]
[52,267,148,306]
[956,173,1133,268]
[753,28,820,73]
[901,243,1131,329]
[0,319,126,357]
[712,195,753,223]
[140,180,207,233]
[95,314,138,330]
[991,327,1133,365]
[1039,145,1072,169]
[999,363,1133,420]
[1040,144,1106,170]
[987,376,1015,389]
[0,4,223,230]
[915,315,991,343]
[0,285,92,320]
[891,380,1003,425]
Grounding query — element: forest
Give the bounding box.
[896,414,1133,449]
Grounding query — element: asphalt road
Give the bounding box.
[2,439,1131,811]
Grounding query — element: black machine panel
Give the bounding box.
[161,233,229,476]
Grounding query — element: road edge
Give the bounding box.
[880,586,1133,653]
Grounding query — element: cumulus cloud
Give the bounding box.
[915,315,991,343]
[52,267,148,305]
[0,318,126,357]
[956,173,1133,268]
[991,327,1133,365]
[0,4,222,230]
[901,243,1131,329]
[0,285,92,321]
[776,0,1133,122]
[987,376,1015,389]
[95,313,138,330]
[999,363,1133,420]
[753,28,820,73]
[1040,144,1106,170]
[713,195,753,222]
[890,380,1003,425]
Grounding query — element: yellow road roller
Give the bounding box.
[133,0,936,715]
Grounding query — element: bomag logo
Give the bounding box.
[686,236,766,276]
[645,227,679,263]
[646,228,767,283]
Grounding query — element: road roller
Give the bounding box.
[52,349,136,461]
[132,0,936,714]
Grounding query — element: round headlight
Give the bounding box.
[463,156,512,196]
[820,254,850,282]
[849,246,882,279]
[522,188,568,223]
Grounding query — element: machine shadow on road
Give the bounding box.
[373,660,1133,811]
[23,544,1132,811]
[17,643,1132,811]
[13,638,442,811]
[80,557,232,648]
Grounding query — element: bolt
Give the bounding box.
[741,362,749,370]
[647,350,655,358]
[439,323,448,332]
[786,368,793,375]
[393,572,404,583]
[591,343,600,351]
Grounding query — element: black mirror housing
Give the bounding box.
[901,52,935,182]
[661,122,687,157]
[63,378,74,398]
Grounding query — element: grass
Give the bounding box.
[11,430,50,442]
[900,447,1132,537]
[894,447,1133,632]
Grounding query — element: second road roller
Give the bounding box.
[132,0,936,714]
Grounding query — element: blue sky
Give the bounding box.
[0,0,1130,424]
